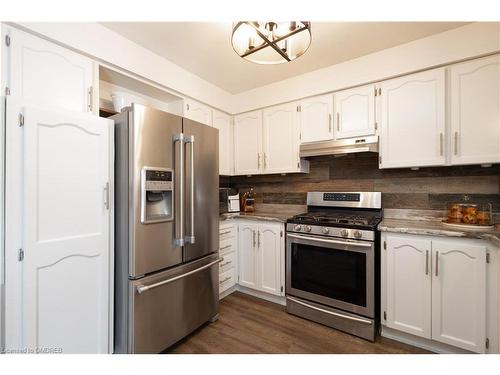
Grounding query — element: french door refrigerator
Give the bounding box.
[113,103,220,353]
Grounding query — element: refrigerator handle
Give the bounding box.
[173,133,185,246]
[185,135,195,244]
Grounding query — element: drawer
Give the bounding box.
[219,268,236,294]
[219,222,237,240]
[219,236,237,255]
[219,252,235,273]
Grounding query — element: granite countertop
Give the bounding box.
[220,211,296,223]
[379,217,500,248]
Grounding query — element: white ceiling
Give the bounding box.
[101,22,468,94]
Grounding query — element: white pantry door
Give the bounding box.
[21,104,111,353]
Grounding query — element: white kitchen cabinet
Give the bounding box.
[263,103,301,174]
[184,98,212,126]
[449,55,500,165]
[4,98,113,353]
[212,109,233,175]
[233,110,263,175]
[238,220,284,297]
[431,240,487,353]
[385,234,432,339]
[299,94,334,143]
[238,221,259,289]
[379,68,446,168]
[382,233,491,353]
[334,84,376,139]
[219,221,238,297]
[3,26,97,114]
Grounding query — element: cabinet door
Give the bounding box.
[257,223,282,296]
[7,27,95,114]
[185,98,212,126]
[212,109,233,175]
[238,221,259,290]
[385,234,431,339]
[431,240,487,353]
[334,85,376,139]
[379,68,446,168]
[450,56,500,165]
[18,102,112,353]
[299,94,333,143]
[234,111,263,175]
[262,103,300,174]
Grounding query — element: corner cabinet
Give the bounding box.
[212,109,233,175]
[334,84,376,139]
[184,98,212,127]
[379,68,446,169]
[234,110,263,175]
[298,94,334,143]
[381,232,493,353]
[238,220,284,297]
[449,55,500,165]
[3,26,97,114]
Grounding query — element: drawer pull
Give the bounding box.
[219,276,231,285]
[219,230,232,236]
[220,260,233,267]
[220,244,232,250]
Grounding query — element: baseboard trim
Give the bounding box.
[219,286,237,300]
[381,326,474,354]
[236,285,286,306]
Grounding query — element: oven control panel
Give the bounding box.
[323,193,360,202]
[286,223,375,242]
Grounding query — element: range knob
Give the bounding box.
[353,230,362,239]
[304,225,312,232]
[321,227,330,234]
[294,224,302,231]
[340,229,349,237]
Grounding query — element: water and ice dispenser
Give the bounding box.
[141,167,174,224]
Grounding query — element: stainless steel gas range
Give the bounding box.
[285,192,382,341]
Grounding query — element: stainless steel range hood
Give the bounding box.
[299,135,378,157]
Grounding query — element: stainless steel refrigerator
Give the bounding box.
[113,104,220,353]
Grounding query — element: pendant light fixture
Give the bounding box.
[231,21,311,64]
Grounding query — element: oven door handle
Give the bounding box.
[287,297,373,325]
[286,233,372,248]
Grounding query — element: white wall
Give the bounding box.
[14,22,236,114]
[232,22,500,113]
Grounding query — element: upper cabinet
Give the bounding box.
[184,98,212,127]
[3,26,96,114]
[234,106,308,175]
[299,94,333,143]
[379,68,446,169]
[449,55,500,165]
[262,103,301,174]
[234,110,263,175]
[212,109,233,175]
[334,84,376,139]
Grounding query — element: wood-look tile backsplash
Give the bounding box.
[222,153,500,212]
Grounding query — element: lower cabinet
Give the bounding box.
[219,221,238,296]
[238,220,284,297]
[382,233,490,353]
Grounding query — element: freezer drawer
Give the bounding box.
[130,254,221,353]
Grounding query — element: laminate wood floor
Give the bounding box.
[167,291,430,354]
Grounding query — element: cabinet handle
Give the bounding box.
[220,244,232,250]
[257,153,261,169]
[253,230,256,248]
[264,153,267,168]
[220,260,233,267]
[435,251,439,277]
[219,276,231,285]
[439,133,443,156]
[425,250,429,275]
[454,132,458,155]
[258,231,261,248]
[219,230,231,236]
[103,182,110,210]
[329,114,332,132]
[336,112,340,131]
[87,86,93,112]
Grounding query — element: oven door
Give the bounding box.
[286,232,375,318]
